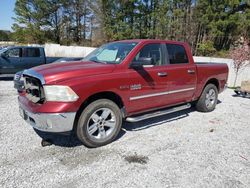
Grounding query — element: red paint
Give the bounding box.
[19,39,228,116]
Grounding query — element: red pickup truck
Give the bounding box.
[18,39,228,147]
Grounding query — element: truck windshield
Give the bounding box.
[84,42,138,64]
[0,48,7,53]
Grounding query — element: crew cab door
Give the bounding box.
[163,43,197,105]
[0,47,22,74]
[127,43,169,113]
[20,47,44,69]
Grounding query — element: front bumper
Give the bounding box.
[18,101,76,133]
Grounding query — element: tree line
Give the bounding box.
[7,0,250,56]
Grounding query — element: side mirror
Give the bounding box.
[130,57,153,69]
[129,61,143,69]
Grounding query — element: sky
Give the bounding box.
[0,0,16,31]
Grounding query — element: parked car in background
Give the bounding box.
[0,46,61,76]
[14,57,82,92]
[0,46,11,51]
[53,57,82,63]
[18,39,228,147]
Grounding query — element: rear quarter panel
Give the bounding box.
[194,63,229,99]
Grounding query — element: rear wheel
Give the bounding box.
[76,99,122,148]
[196,84,218,112]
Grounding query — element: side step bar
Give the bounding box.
[126,103,191,122]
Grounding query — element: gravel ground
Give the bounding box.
[0,80,249,188]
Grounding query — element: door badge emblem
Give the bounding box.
[130,84,142,90]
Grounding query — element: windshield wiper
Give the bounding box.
[90,59,107,64]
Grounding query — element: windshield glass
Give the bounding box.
[84,42,138,64]
[0,48,7,53]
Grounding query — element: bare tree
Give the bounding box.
[230,39,250,86]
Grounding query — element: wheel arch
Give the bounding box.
[73,91,126,131]
[195,78,219,112]
[204,78,220,91]
[194,78,220,101]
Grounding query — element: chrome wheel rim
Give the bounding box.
[87,108,116,140]
[205,88,216,108]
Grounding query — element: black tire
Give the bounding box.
[76,99,122,148]
[195,84,218,112]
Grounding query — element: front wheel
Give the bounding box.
[195,84,218,112]
[76,99,122,148]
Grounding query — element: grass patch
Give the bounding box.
[227,86,240,89]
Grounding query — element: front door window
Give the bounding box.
[132,43,163,66]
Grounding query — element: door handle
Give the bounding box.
[187,69,195,74]
[157,72,167,77]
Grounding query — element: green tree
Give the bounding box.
[0,31,11,41]
[63,0,92,44]
[196,40,216,56]
[11,0,250,53]
[13,0,45,43]
[194,0,250,53]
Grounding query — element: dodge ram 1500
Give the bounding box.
[18,39,228,147]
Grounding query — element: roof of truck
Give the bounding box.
[7,46,43,49]
[114,39,187,45]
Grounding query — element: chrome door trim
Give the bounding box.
[129,87,195,101]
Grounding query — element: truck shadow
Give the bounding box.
[122,107,194,132]
[121,100,222,133]
[34,129,126,148]
[33,108,193,148]
[34,101,222,148]
[34,129,82,148]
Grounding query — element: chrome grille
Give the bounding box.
[24,76,44,103]
[14,73,21,80]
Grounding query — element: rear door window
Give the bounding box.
[166,44,188,64]
[23,48,40,57]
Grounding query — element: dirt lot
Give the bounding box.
[0,80,249,188]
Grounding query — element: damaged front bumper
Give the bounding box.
[18,100,76,133]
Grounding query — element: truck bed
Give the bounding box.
[194,62,228,97]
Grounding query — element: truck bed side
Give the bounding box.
[194,63,228,99]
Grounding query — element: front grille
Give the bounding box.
[24,75,45,103]
[14,73,21,81]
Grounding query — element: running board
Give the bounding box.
[126,103,191,122]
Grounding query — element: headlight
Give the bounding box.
[43,85,79,102]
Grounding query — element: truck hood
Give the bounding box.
[32,61,116,84]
